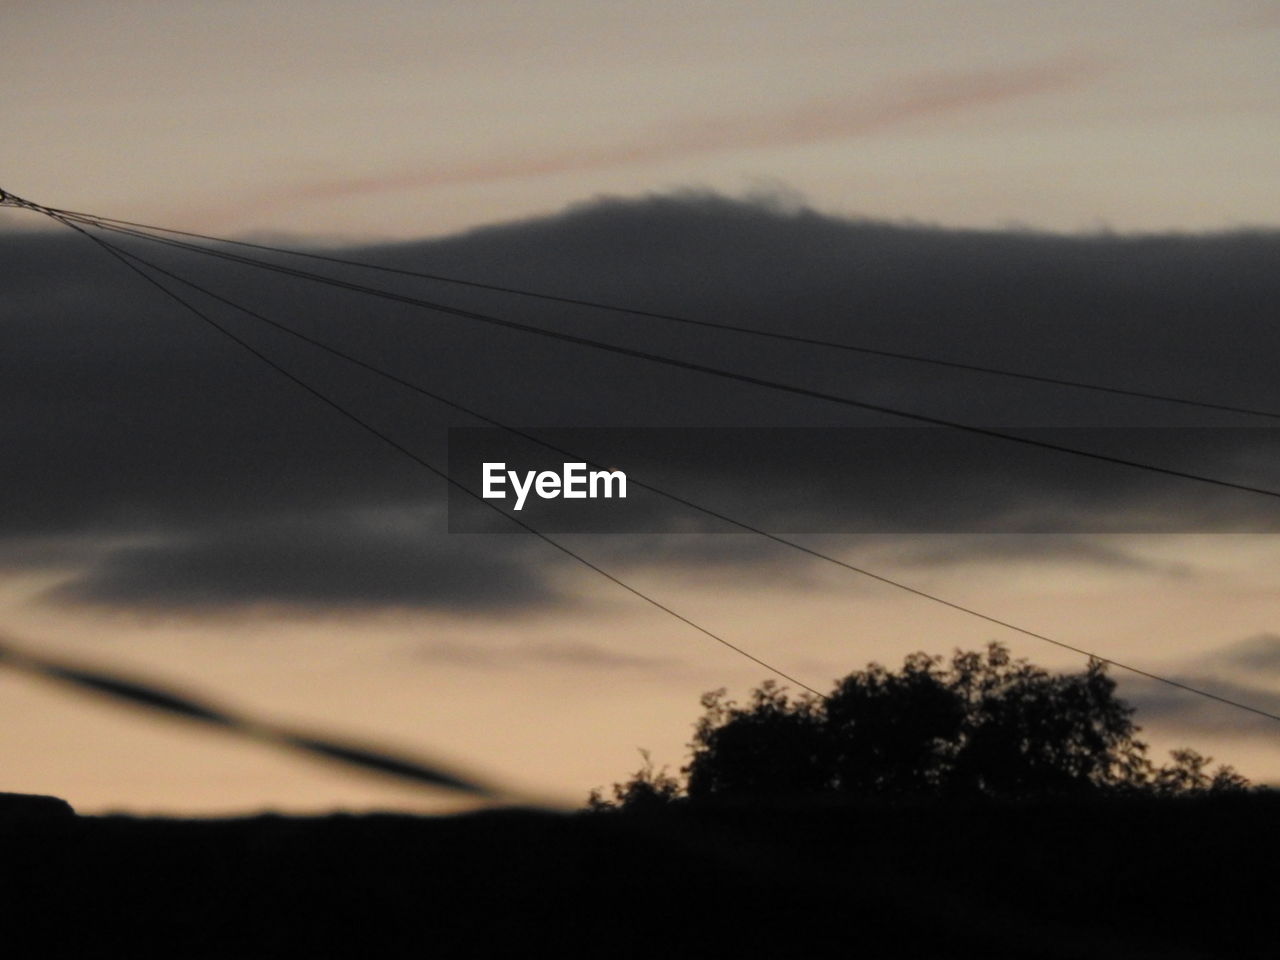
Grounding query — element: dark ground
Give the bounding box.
[3,793,1276,958]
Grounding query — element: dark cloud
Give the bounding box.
[0,533,113,572]
[45,513,555,612]
[1199,632,1280,675]
[1118,633,1280,739]
[888,535,1192,574]
[5,192,1280,611]
[1120,673,1280,739]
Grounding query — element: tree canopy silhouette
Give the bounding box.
[590,643,1249,809]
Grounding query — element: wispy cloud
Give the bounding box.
[889,535,1194,575]
[280,57,1098,205]
[418,638,671,671]
[1123,673,1280,738]
[1202,633,1280,675]
[1122,633,1280,738]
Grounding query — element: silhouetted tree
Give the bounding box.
[1152,747,1251,795]
[591,643,1250,809]
[941,644,1151,798]
[684,681,827,799]
[824,651,967,797]
[587,749,681,812]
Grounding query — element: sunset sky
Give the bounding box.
[3,1,1279,814]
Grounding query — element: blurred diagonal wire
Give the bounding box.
[0,634,503,797]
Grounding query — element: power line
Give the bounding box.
[38,208,1280,728]
[0,633,504,797]
[39,202,1280,423]
[45,209,1280,505]
[44,209,826,699]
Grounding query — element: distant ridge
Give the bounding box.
[0,792,75,820]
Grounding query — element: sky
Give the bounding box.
[2,1,1279,814]
[5,1,1280,238]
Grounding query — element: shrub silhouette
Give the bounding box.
[593,643,1249,808]
[587,749,681,812]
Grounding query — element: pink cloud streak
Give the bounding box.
[237,55,1100,219]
